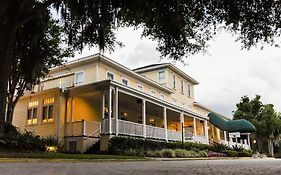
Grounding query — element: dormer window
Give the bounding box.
[158,70,165,84]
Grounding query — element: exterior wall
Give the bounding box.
[98,62,170,100]
[13,89,61,138]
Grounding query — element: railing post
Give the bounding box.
[101,92,105,133]
[164,107,168,141]
[247,133,251,149]
[142,99,146,138]
[82,119,86,136]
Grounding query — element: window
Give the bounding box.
[137,84,143,92]
[172,99,177,105]
[42,98,54,123]
[151,90,156,97]
[27,101,38,125]
[75,71,84,86]
[188,84,191,97]
[172,75,176,89]
[181,80,184,94]
[158,70,165,84]
[160,94,165,100]
[107,72,114,80]
[121,78,128,86]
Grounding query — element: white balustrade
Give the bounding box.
[146,125,166,140]
[118,120,143,136]
[66,120,101,137]
[167,130,182,141]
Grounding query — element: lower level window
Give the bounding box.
[43,105,54,122]
[27,108,38,125]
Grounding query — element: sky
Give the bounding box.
[72,27,281,118]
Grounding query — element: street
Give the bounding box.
[0,159,281,175]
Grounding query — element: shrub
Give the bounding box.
[174,149,188,158]
[207,151,227,157]
[237,149,252,157]
[210,143,229,152]
[161,149,176,158]
[224,150,239,157]
[145,150,163,157]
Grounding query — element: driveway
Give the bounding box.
[1,158,281,175]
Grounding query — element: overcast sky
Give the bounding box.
[72,27,281,118]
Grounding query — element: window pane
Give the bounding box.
[159,71,165,84]
[75,72,84,85]
[122,79,128,85]
[33,108,38,119]
[107,72,114,80]
[173,75,176,89]
[48,105,54,119]
[27,109,32,120]
[43,106,48,120]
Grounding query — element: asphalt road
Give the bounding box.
[1,158,281,175]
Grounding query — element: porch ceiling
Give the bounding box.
[208,112,256,133]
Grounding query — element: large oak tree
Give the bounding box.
[0,0,280,134]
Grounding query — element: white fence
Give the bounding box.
[66,120,101,137]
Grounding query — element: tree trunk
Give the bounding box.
[0,1,18,135]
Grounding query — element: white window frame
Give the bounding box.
[27,101,39,125]
[121,77,129,86]
[188,84,191,97]
[172,74,176,89]
[75,71,84,86]
[158,70,166,84]
[137,84,143,92]
[180,80,184,94]
[160,93,165,100]
[42,98,55,123]
[150,90,156,97]
[106,71,115,81]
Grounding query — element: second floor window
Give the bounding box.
[107,72,114,80]
[158,71,165,84]
[75,71,84,85]
[27,101,38,125]
[42,98,54,123]
[121,78,128,86]
[172,75,176,89]
[137,84,143,92]
[181,80,184,94]
[151,90,156,97]
[188,84,191,97]
[160,94,165,100]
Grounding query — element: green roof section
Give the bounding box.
[208,112,256,133]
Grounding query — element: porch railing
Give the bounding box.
[193,135,208,144]
[167,130,182,141]
[146,125,166,140]
[36,73,74,91]
[221,139,250,149]
[118,120,143,136]
[66,120,101,137]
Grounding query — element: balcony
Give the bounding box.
[37,73,75,92]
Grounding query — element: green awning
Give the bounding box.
[208,112,256,133]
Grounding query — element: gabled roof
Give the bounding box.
[134,63,199,85]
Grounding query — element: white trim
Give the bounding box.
[106,71,115,81]
[137,83,143,92]
[121,77,129,86]
[150,90,156,97]
[95,62,99,81]
[74,70,84,86]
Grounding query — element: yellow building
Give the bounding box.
[13,54,254,152]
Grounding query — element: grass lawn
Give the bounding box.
[0,152,144,160]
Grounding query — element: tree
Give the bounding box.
[0,0,281,134]
[6,17,71,125]
[233,95,281,156]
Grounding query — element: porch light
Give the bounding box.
[149,118,155,122]
[121,112,128,116]
[207,126,210,130]
[104,107,109,113]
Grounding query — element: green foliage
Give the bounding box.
[223,150,239,157]
[210,143,229,152]
[233,95,281,155]
[161,149,176,158]
[0,124,58,152]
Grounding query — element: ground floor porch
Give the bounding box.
[63,80,251,152]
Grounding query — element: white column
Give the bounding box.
[142,99,146,138]
[180,112,185,142]
[70,96,74,136]
[204,120,209,144]
[82,119,86,136]
[164,107,168,141]
[193,117,197,140]
[247,133,251,148]
[224,131,227,142]
[101,92,105,133]
[114,87,119,136]
[108,88,112,134]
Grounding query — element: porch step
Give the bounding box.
[85,140,100,153]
